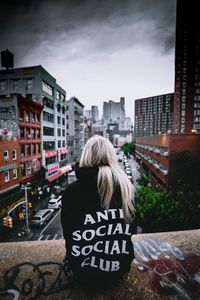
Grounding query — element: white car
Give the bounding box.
[30,209,54,227]
[48,195,62,210]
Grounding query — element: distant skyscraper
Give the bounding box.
[103,97,125,126]
[134,93,174,137]
[174,0,200,134]
[91,105,99,123]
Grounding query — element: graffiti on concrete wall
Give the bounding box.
[0,261,70,299]
[132,237,200,300]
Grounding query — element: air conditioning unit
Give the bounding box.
[154,164,159,169]
[4,157,9,161]
[155,149,160,154]
[163,170,168,175]
[163,151,169,156]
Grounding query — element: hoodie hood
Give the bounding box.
[75,166,99,184]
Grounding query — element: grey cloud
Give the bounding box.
[0,0,176,65]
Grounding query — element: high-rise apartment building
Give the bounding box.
[91,105,99,123]
[66,97,84,162]
[103,97,125,125]
[174,0,200,134]
[134,93,174,137]
[134,0,200,187]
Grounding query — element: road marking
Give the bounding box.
[52,234,58,240]
[40,209,61,235]
[44,234,51,240]
[38,234,44,240]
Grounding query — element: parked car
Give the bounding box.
[30,209,54,227]
[48,195,62,210]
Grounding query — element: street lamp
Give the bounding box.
[21,182,31,234]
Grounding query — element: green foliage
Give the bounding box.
[136,183,200,233]
[171,151,200,191]
[136,175,150,187]
[121,140,136,155]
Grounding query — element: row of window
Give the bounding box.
[4,169,18,182]
[0,78,33,91]
[19,110,40,123]
[3,150,17,161]
[20,127,41,139]
[20,143,41,156]
[42,81,65,101]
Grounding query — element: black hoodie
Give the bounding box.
[61,167,135,285]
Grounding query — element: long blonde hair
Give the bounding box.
[79,135,135,223]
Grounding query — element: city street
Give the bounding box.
[0,156,140,243]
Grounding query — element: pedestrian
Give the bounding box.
[61,135,137,289]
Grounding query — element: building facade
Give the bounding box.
[174,0,200,134]
[135,134,200,187]
[0,96,20,196]
[134,93,174,137]
[66,97,84,163]
[0,65,69,182]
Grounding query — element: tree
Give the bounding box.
[121,140,136,155]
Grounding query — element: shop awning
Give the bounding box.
[47,172,61,182]
[60,148,68,155]
[59,165,72,175]
[45,150,57,158]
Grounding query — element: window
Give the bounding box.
[27,144,31,155]
[20,127,24,138]
[62,140,65,147]
[43,111,54,123]
[26,112,30,122]
[58,140,61,148]
[12,149,17,160]
[62,129,65,136]
[58,128,61,136]
[62,118,65,125]
[56,90,61,99]
[42,81,53,96]
[13,169,17,179]
[27,78,33,89]
[43,126,54,136]
[62,106,65,114]
[13,79,19,90]
[5,171,10,182]
[19,111,24,121]
[32,144,36,154]
[38,143,41,153]
[21,144,25,157]
[61,94,65,101]
[4,150,9,161]
[27,162,31,175]
[0,80,6,91]
[57,116,61,124]
[42,97,54,109]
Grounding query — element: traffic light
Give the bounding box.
[3,216,13,228]
[3,217,8,226]
[7,217,13,228]
[28,202,32,208]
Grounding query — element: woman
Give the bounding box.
[61,135,136,287]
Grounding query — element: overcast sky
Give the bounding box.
[0,0,176,120]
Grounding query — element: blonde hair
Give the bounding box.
[79,135,135,223]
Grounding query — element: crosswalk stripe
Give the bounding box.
[52,234,58,240]
[44,234,51,240]
[38,234,44,240]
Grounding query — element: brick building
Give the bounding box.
[136,134,200,187]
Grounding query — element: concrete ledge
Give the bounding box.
[0,230,200,299]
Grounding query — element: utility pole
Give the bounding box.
[21,182,31,234]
